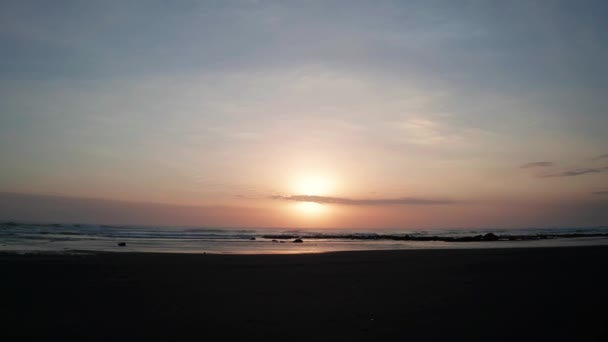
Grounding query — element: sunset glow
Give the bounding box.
[0,1,607,229]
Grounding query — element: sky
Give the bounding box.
[1,0,607,228]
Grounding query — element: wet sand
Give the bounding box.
[1,246,607,341]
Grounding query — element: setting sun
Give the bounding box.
[294,201,326,215]
[292,176,332,196]
[288,176,334,216]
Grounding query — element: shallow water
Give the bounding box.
[1,223,607,254]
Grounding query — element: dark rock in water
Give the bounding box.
[249,237,256,240]
[279,241,286,243]
[272,240,279,243]
[483,233,499,241]
[293,238,304,243]
[117,242,127,247]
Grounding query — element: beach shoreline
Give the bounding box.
[3,221,608,254]
[1,242,607,256]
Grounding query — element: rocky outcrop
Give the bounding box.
[483,233,499,241]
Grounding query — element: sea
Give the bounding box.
[1,222,608,254]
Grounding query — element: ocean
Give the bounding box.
[1,222,607,254]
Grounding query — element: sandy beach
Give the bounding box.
[2,246,607,341]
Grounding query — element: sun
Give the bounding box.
[289,176,333,216]
[293,177,332,196]
[294,201,326,215]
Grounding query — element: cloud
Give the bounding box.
[592,154,608,161]
[521,161,554,168]
[270,195,455,206]
[528,156,608,178]
[592,191,608,195]
[540,167,608,178]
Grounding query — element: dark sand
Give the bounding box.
[2,247,607,341]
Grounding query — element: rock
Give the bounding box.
[117,242,126,247]
[249,237,256,240]
[483,233,499,241]
[272,240,279,243]
[292,238,304,243]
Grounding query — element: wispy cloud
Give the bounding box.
[527,155,608,178]
[540,167,608,178]
[521,161,554,168]
[270,195,455,206]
